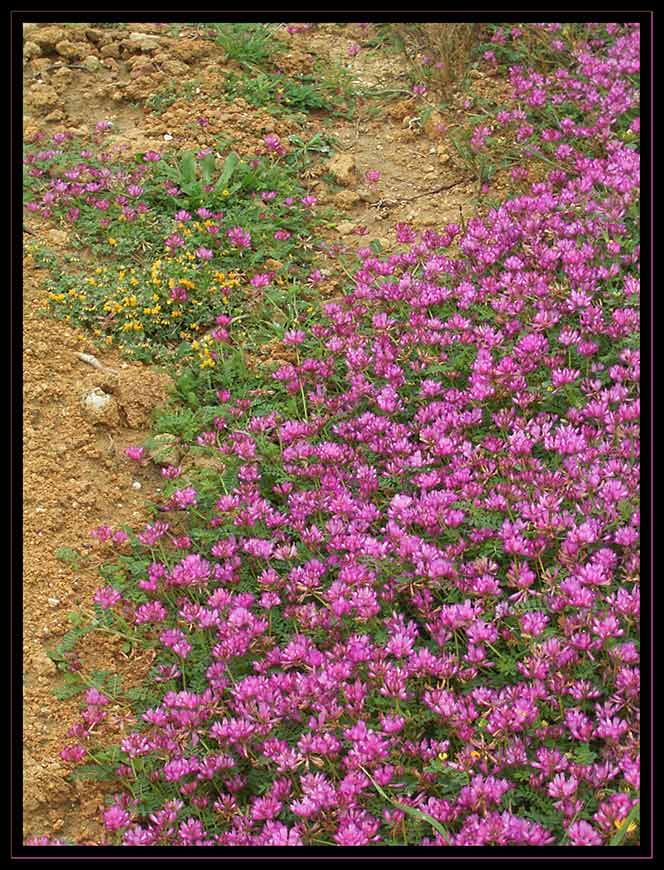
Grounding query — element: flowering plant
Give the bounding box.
[28,21,640,848]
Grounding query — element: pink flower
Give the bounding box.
[103,805,132,831]
[567,820,603,846]
[94,586,122,609]
[124,446,146,462]
[60,744,87,763]
[227,226,251,248]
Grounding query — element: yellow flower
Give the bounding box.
[438,752,448,761]
[108,237,117,246]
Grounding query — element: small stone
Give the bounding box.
[29,26,67,52]
[334,189,360,208]
[80,388,120,426]
[160,59,189,76]
[55,40,78,59]
[47,597,60,607]
[28,83,59,111]
[328,153,356,187]
[47,229,68,246]
[33,651,57,676]
[336,221,355,236]
[82,55,101,71]
[23,41,42,60]
[44,109,66,123]
[126,32,161,52]
[52,66,73,82]
[132,480,142,490]
[100,43,120,59]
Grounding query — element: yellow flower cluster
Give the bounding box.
[192,335,216,369]
[151,259,162,288]
[121,319,144,333]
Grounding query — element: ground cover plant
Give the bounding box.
[24,21,640,848]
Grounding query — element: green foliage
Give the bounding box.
[146,80,198,115]
[55,546,85,569]
[212,23,281,69]
[223,69,352,119]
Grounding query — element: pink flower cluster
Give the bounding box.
[53,23,640,848]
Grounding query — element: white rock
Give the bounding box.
[80,387,120,425]
[82,387,112,412]
[132,480,142,490]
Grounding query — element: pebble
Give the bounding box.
[47,597,60,607]
[132,480,142,490]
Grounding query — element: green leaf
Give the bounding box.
[69,763,116,782]
[215,152,240,192]
[53,673,87,700]
[179,151,197,186]
[200,152,217,185]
